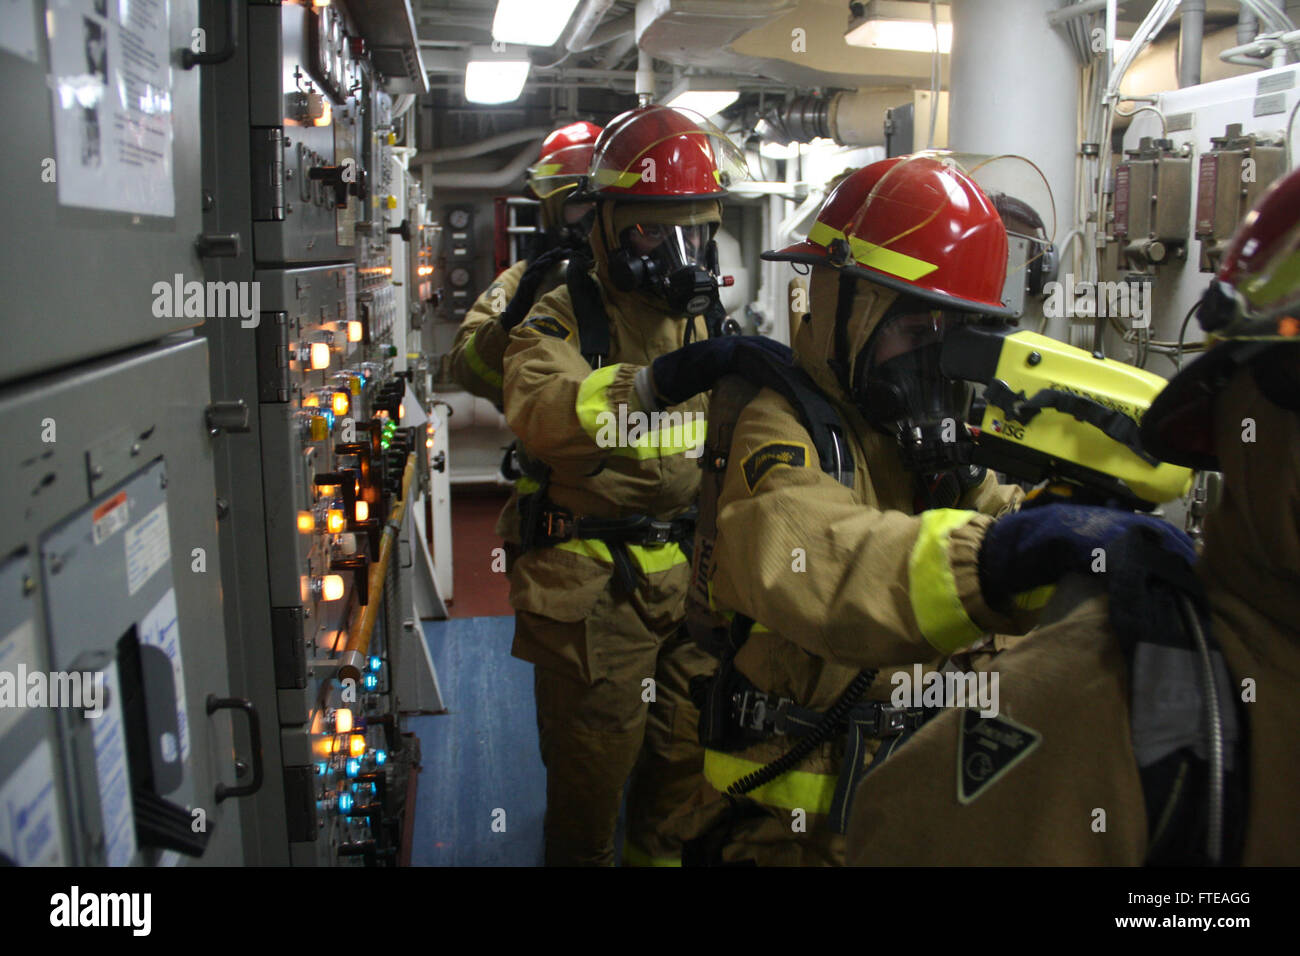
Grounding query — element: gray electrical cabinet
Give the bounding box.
[0,338,245,866]
[0,0,206,385]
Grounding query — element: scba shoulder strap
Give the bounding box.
[1106,528,1248,866]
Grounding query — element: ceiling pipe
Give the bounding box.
[566,0,617,53]
[416,127,549,165]
[1181,0,1206,87]
[1238,7,1259,43]
[427,143,538,190]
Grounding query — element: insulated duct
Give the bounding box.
[757,89,914,148]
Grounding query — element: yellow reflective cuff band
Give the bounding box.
[847,236,939,282]
[611,413,707,460]
[703,750,835,816]
[516,475,540,495]
[621,842,681,867]
[464,329,503,389]
[575,363,623,443]
[553,538,688,575]
[909,509,985,653]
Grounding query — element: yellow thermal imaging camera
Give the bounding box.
[942,326,1194,509]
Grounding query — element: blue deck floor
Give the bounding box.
[409,616,547,866]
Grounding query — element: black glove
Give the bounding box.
[977,503,1197,610]
[639,336,793,410]
[500,247,573,331]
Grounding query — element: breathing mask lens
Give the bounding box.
[856,310,974,471]
[615,222,719,315]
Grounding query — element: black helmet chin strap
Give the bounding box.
[828,271,857,397]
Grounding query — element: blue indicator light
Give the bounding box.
[368,655,382,672]
[374,750,387,766]
[338,792,354,813]
[345,758,361,777]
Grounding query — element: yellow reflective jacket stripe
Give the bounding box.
[703,749,836,816]
[909,509,986,653]
[554,537,688,575]
[621,842,682,867]
[464,326,504,389]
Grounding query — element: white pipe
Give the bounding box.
[565,0,616,53]
[416,127,548,166]
[428,144,537,190]
[1218,28,1300,65]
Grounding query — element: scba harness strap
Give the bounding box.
[1106,528,1248,866]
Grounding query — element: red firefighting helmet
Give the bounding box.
[526,120,602,201]
[765,152,1055,318]
[585,104,752,202]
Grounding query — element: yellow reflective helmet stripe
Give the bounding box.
[909,509,986,653]
[464,327,503,389]
[621,842,682,867]
[554,538,688,575]
[846,235,939,282]
[575,363,624,442]
[806,220,940,282]
[703,749,835,816]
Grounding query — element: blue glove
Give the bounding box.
[638,335,793,410]
[977,504,1197,610]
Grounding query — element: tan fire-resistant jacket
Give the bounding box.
[501,254,710,672]
[700,284,1029,835]
[846,370,1300,865]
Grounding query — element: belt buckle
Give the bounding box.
[644,520,672,545]
[871,703,908,738]
[545,510,571,540]
[736,690,771,731]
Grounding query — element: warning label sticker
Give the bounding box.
[125,502,170,596]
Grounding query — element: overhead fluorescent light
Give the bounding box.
[845,0,952,54]
[663,78,739,118]
[492,0,582,48]
[465,59,531,104]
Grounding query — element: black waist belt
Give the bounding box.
[522,499,696,596]
[727,676,934,834]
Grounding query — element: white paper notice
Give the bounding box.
[92,661,137,867]
[140,587,189,763]
[47,0,175,216]
[0,740,67,866]
[0,619,40,743]
[125,501,170,596]
[0,0,40,62]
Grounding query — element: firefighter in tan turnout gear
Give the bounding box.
[670,154,1193,866]
[501,105,757,866]
[847,164,1300,866]
[448,120,601,409]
